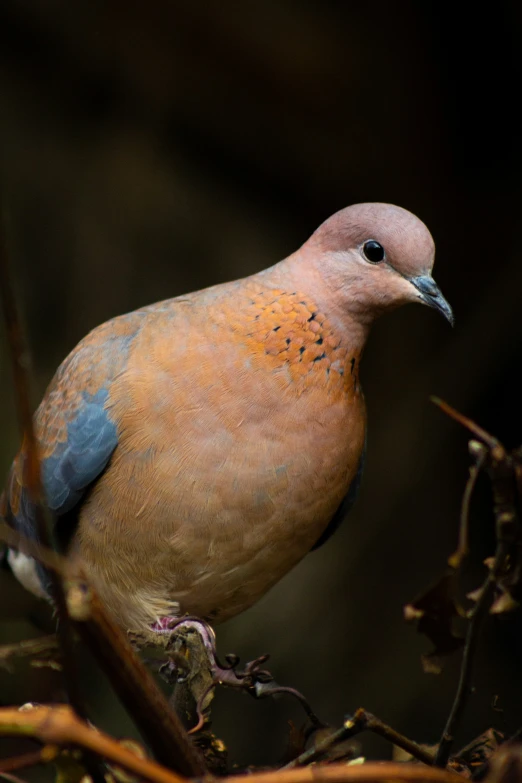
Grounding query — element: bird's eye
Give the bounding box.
[362,240,385,263]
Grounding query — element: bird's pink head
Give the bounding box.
[295,202,453,327]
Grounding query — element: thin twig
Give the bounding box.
[237,763,464,783]
[432,576,495,769]
[0,524,205,775]
[0,748,57,774]
[434,440,517,767]
[0,705,464,783]
[284,710,434,769]
[74,589,207,776]
[430,398,502,453]
[362,711,435,766]
[447,444,487,570]
[1,774,30,783]
[0,705,185,783]
[0,206,104,783]
[1,773,28,783]
[0,635,59,671]
[0,214,205,777]
[282,722,355,769]
[0,522,65,575]
[0,212,82,702]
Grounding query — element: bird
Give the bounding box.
[1,202,452,633]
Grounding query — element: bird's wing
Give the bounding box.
[1,313,144,567]
[310,440,366,551]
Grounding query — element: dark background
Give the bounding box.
[1,0,522,772]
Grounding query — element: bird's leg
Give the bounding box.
[150,615,326,735]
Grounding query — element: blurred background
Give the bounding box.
[1,0,522,773]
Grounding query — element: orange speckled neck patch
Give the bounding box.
[232,288,359,395]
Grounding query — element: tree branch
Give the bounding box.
[0,704,465,783]
[0,210,205,777]
[433,403,520,768]
[237,764,464,783]
[0,204,105,783]
[0,705,185,783]
[0,635,59,672]
[0,523,206,776]
[0,748,56,775]
[284,709,434,769]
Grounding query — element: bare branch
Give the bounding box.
[430,398,502,453]
[0,748,57,775]
[0,211,205,777]
[236,763,464,783]
[284,709,434,769]
[0,635,59,672]
[0,705,465,783]
[0,204,101,783]
[434,433,519,768]
[447,441,487,570]
[0,704,185,783]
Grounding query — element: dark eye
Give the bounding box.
[362,240,385,263]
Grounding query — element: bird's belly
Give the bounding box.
[74,335,365,630]
[76,405,362,630]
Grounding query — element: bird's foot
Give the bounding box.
[149,615,326,735]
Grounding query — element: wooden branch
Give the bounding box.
[433,573,496,768]
[0,635,59,672]
[0,748,57,775]
[237,764,464,783]
[0,524,206,776]
[447,442,486,571]
[284,709,434,769]
[0,704,465,783]
[73,588,207,776]
[0,207,90,713]
[0,705,185,783]
[0,522,65,575]
[430,398,502,453]
[0,210,205,777]
[433,403,520,768]
[1,773,30,783]
[0,205,102,783]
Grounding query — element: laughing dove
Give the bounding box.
[1,203,452,632]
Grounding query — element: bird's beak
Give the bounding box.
[410,274,454,326]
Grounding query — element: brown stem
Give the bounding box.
[0,635,59,671]
[0,705,185,783]
[284,710,434,769]
[362,711,435,766]
[0,206,101,783]
[0,214,205,777]
[282,722,356,769]
[430,398,502,453]
[0,748,56,774]
[447,444,486,571]
[74,589,207,776]
[0,522,65,575]
[434,441,518,768]
[433,573,496,769]
[236,763,464,783]
[0,523,205,776]
[1,773,29,783]
[0,705,465,783]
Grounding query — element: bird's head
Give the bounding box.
[302,202,453,327]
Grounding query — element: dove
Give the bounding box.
[1,202,452,632]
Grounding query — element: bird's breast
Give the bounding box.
[76,287,366,626]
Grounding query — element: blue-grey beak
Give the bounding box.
[410,275,454,326]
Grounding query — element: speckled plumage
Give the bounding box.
[1,203,452,631]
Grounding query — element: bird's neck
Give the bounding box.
[253,253,371,357]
